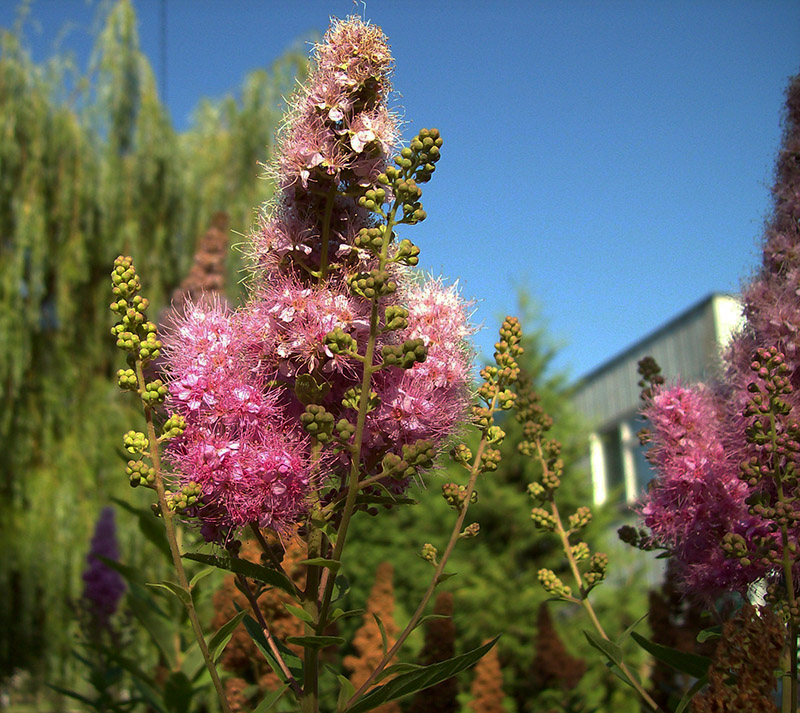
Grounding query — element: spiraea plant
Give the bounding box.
[112,16,515,713]
[627,72,800,713]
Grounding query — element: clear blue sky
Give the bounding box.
[4,1,800,380]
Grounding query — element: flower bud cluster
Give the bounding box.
[460,522,480,539]
[110,257,162,363]
[537,569,572,599]
[420,543,438,565]
[127,459,155,488]
[583,553,608,590]
[442,482,478,512]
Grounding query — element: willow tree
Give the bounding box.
[0,0,306,680]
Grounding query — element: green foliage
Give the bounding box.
[0,0,307,684]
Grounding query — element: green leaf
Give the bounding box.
[286,635,345,650]
[696,626,722,643]
[96,555,146,586]
[184,552,297,598]
[189,567,215,590]
[112,497,171,560]
[131,676,168,713]
[411,614,450,632]
[330,607,365,623]
[373,662,423,684]
[127,585,178,669]
[163,671,193,713]
[346,636,499,713]
[284,603,315,624]
[675,675,708,713]
[336,675,356,713]
[583,630,623,666]
[179,643,207,681]
[630,631,711,679]
[300,557,342,572]
[252,683,291,713]
[208,610,248,662]
[332,574,350,602]
[310,518,338,548]
[373,614,389,655]
[243,615,304,682]
[616,612,648,646]
[294,373,330,405]
[147,581,192,607]
[436,572,457,585]
[48,685,96,707]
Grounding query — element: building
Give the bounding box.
[572,293,743,506]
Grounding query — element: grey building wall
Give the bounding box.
[572,293,743,505]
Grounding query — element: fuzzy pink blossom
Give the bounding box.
[164,299,312,535]
[370,280,473,448]
[639,385,767,595]
[637,73,800,596]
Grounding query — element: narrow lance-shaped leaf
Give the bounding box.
[347,636,500,713]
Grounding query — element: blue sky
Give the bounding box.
[4,1,800,379]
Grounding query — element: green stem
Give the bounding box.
[538,442,664,713]
[302,492,324,713]
[315,206,399,633]
[135,361,232,713]
[235,574,302,698]
[346,426,492,708]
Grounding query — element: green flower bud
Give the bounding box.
[527,482,546,502]
[336,418,356,441]
[381,338,427,369]
[117,368,138,391]
[530,507,556,531]
[162,413,187,440]
[442,482,477,511]
[460,522,480,539]
[383,305,409,332]
[300,404,335,443]
[537,568,571,598]
[420,543,438,565]
[126,459,155,488]
[486,425,506,445]
[342,386,380,412]
[451,443,473,467]
[568,506,593,532]
[142,379,168,406]
[479,447,501,473]
[324,326,357,355]
[571,542,590,562]
[123,430,149,454]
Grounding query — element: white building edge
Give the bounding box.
[572,293,743,506]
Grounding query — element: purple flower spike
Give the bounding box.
[81,507,126,630]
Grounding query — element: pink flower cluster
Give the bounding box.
[639,74,800,597]
[639,385,767,595]
[162,18,473,538]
